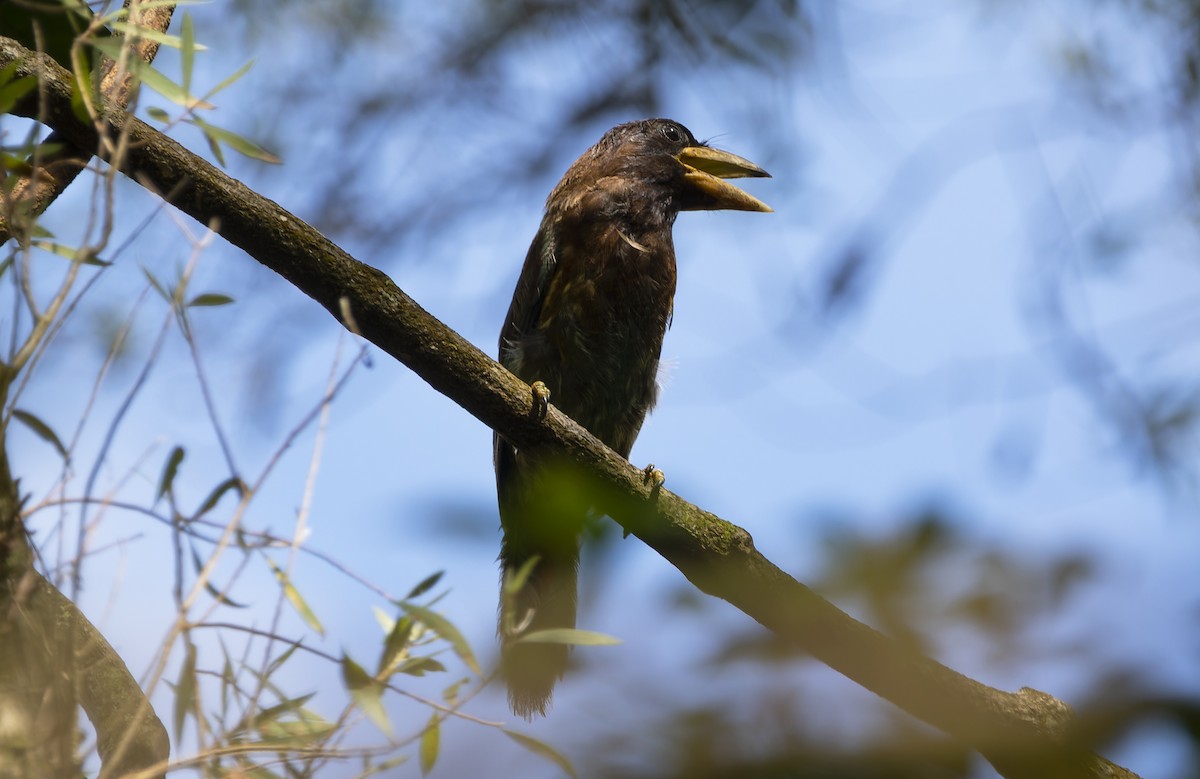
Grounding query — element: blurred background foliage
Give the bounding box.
[7,0,1200,776]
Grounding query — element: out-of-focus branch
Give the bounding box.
[0,1,175,245]
[0,36,1141,779]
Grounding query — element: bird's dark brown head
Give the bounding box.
[545,118,771,228]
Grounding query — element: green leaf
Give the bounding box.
[394,656,446,677]
[190,116,282,165]
[193,476,247,518]
[186,292,234,307]
[340,654,391,735]
[419,713,440,775]
[406,570,444,600]
[503,555,540,596]
[377,615,414,677]
[516,628,621,646]
[147,106,171,123]
[442,677,468,705]
[503,730,578,778]
[190,546,248,608]
[89,38,213,109]
[11,409,67,460]
[241,692,317,739]
[266,558,324,636]
[207,59,254,99]
[157,445,184,501]
[142,267,170,301]
[108,23,206,51]
[30,239,109,266]
[173,642,197,742]
[180,12,196,95]
[402,603,480,676]
[257,712,335,745]
[0,74,38,115]
[264,640,303,679]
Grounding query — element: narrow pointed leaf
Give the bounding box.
[406,570,444,600]
[419,714,440,775]
[190,116,282,164]
[157,445,185,501]
[341,654,391,735]
[516,628,621,646]
[504,730,578,778]
[267,558,324,635]
[173,643,197,742]
[187,292,234,307]
[402,603,480,675]
[11,409,67,460]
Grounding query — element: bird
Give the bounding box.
[494,118,771,718]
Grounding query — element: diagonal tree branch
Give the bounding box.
[0,36,1139,779]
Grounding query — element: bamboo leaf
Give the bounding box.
[419,714,440,775]
[267,558,324,636]
[190,116,282,164]
[516,628,621,646]
[341,654,391,735]
[406,570,444,600]
[11,409,67,460]
[503,730,578,778]
[402,603,480,676]
[186,292,234,307]
[157,445,184,501]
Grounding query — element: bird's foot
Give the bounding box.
[642,463,665,490]
[530,380,551,419]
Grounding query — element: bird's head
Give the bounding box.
[547,118,772,225]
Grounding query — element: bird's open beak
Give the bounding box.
[676,145,773,213]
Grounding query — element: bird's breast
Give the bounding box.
[519,223,678,455]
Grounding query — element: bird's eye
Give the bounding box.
[661,124,683,144]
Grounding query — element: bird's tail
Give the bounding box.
[498,544,578,719]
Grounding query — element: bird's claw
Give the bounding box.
[530,380,551,419]
[642,463,665,490]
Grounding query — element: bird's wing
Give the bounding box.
[498,216,557,372]
[495,217,559,500]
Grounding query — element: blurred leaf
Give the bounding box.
[109,22,205,52]
[0,70,37,115]
[190,115,282,165]
[187,292,235,307]
[419,713,439,775]
[377,615,415,677]
[142,267,170,301]
[11,409,67,460]
[157,445,185,501]
[194,476,247,518]
[393,656,446,677]
[30,239,109,266]
[181,12,196,94]
[340,653,391,736]
[89,38,212,109]
[402,603,480,675]
[189,546,247,608]
[504,730,578,778]
[516,628,621,646]
[406,570,444,600]
[267,557,325,636]
[173,642,197,742]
